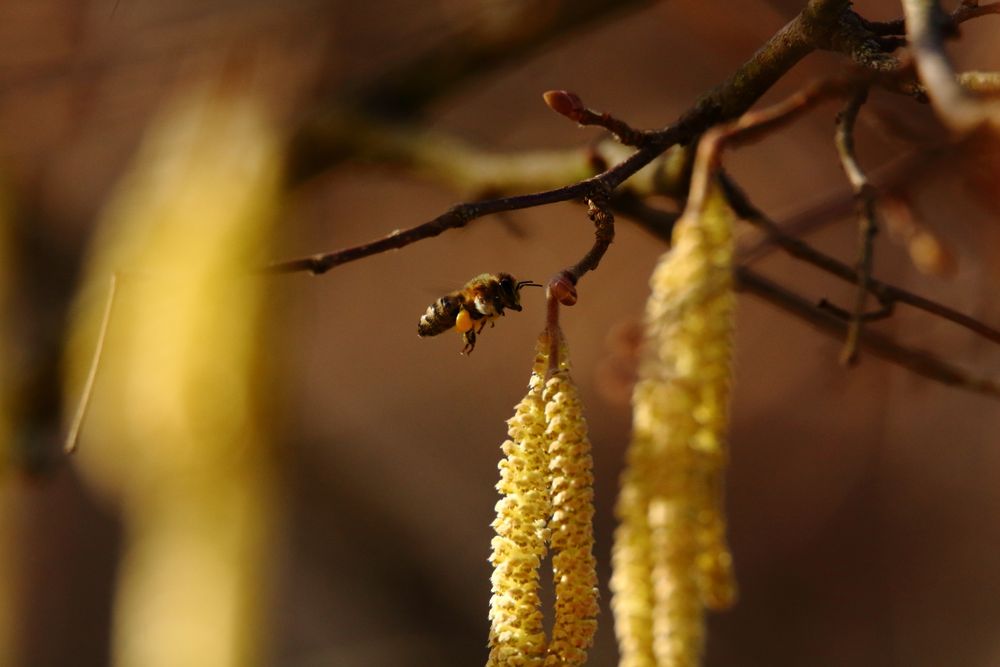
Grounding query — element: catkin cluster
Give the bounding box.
[610,187,737,667]
[488,334,598,667]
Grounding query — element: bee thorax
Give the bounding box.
[474,296,493,316]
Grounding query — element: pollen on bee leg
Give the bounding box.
[455,309,474,333]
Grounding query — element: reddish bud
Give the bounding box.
[548,273,578,306]
[543,90,585,121]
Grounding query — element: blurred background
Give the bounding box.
[2,0,1000,665]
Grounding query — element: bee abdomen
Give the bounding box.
[417,295,463,337]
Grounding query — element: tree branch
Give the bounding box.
[289,0,653,183]
[902,0,1000,132]
[719,175,1000,347]
[350,0,653,118]
[833,87,877,365]
[610,186,1000,400]
[543,90,648,147]
[734,268,1000,399]
[858,1,1000,36]
[270,0,857,274]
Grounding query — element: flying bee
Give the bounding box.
[418,272,542,354]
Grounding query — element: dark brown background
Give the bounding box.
[2,1,999,665]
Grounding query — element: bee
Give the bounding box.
[418,272,542,354]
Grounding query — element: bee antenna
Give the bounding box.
[517,280,543,289]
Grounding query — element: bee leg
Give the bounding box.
[462,329,477,355]
[477,319,489,334]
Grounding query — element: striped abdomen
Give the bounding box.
[417,294,464,337]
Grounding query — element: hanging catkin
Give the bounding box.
[611,185,737,667]
[488,331,598,667]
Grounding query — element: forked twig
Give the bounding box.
[268,0,878,277]
[612,197,1000,399]
[735,268,1000,398]
[720,175,1000,347]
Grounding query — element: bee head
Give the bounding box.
[499,273,541,310]
[495,274,542,312]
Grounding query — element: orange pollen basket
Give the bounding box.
[455,309,474,333]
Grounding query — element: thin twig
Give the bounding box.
[739,142,957,263]
[685,78,850,221]
[273,0,856,274]
[567,191,616,284]
[834,87,877,366]
[734,268,1000,399]
[611,192,1000,399]
[65,273,119,453]
[268,68,840,276]
[543,90,648,147]
[264,146,654,275]
[719,175,1000,347]
[624,78,1000,352]
[289,1,653,183]
[546,287,563,377]
[543,191,615,372]
[350,0,653,118]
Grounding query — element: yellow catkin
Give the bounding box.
[64,87,279,667]
[488,332,600,667]
[543,357,599,666]
[610,473,657,667]
[611,185,737,667]
[488,341,552,667]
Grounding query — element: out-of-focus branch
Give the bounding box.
[289,0,652,183]
[859,1,1000,37]
[289,0,854,187]
[662,78,1000,364]
[272,1,861,274]
[684,78,850,220]
[317,111,606,192]
[719,175,1000,347]
[834,88,877,365]
[902,0,1000,132]
[733,268,1000,399]
[350,0,653,118]
[738,140,964,264]
[610,188,1000,399]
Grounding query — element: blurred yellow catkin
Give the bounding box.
[611,186,737,667]
[64,86,281,667]
[488,332,598,667]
